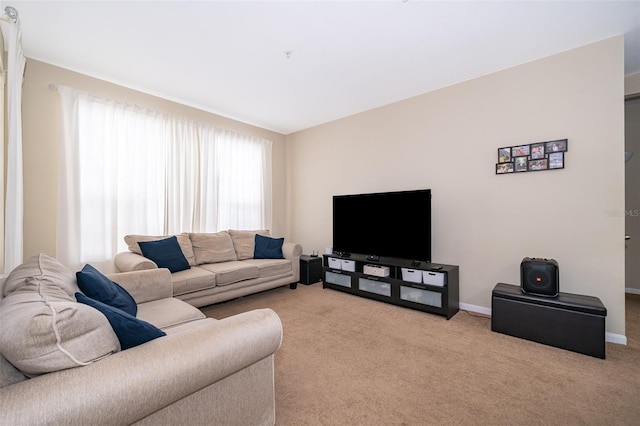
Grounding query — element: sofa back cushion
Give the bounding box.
[229,230,270,260]
[0,255,120,376]
[2,253,78,298]
[124,233,196,266]
[190,232,238,265]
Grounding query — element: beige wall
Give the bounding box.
[287,37,627,339]
[21,59,288,260]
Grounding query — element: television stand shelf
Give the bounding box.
[322,254,459,319]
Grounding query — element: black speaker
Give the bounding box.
[520,257,559,297]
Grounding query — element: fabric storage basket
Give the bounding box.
[341,260,356,272]
[328,258,342,270]
[401,268,422,283]
[423,271,445,287]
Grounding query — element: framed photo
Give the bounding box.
[546,139,568,153]
[496,162,514,174]
[512,145,530,157]
[549,152,564,169]
[530,143,545,159]
[496,138,567,175]
[514,156,528,172]
[498,147,511,163]
[529,158,548,171]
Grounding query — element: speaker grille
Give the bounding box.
[520,258,559,297]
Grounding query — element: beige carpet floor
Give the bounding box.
[201,284,640,425]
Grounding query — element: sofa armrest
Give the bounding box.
[107,268,173,304]
[0,309,282,426]
[114,251,158,272]
[283,242,303,282]
[282,242,303,260]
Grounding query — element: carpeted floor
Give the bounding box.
[201,284,640,425]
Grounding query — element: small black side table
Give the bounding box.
[300,255,322,285]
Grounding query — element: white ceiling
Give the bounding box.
[5,1,640,134]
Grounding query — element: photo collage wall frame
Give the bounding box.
[496,139,567,175]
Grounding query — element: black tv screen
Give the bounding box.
[332,189,431,262]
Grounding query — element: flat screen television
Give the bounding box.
[332,189,431,262]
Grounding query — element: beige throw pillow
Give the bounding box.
[228,229,270,260]
[190,232,238,265]
[124,233,196,266]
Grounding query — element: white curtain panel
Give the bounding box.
[56,87,273,272]
[1,17,26,276]
[195,125,219,233]
[164,119,200,235]
[215,130,273,231]
[57,87,166,271]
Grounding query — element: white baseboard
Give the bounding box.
[605,332,627,345]
[460,303,491,316]
[626,287,640,295]
[462,303,628,345]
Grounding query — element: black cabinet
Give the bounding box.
[322,254,459,319]
[300,255,322,285]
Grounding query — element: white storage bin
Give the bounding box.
[400,286,442,308]
[423,271,446,287]
[401,268,423,283]
[358,278,391,297]
[341,259,356,272]
[328,257,342,270]
[325,271,351,288]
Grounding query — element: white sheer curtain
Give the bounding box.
[1,15,26,275]
[216,130,272,230]
[57,87,167,271]
[56,86,272,272]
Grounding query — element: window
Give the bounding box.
[57,86,272,271]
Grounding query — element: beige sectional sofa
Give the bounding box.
[0,254,283,425]
[115,229,303,307]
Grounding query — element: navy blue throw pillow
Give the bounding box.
[76,264,137,317]
[138,236,190,273]
[253,234,285,259]
[75,293,166,350]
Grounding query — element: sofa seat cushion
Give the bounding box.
[190,231,238,265]
[171,267,217,296]
[243,259,292,279]
[136,298,206,330]
[0,255,120,376]
[198,261,260,286]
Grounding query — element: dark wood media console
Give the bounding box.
[322,254,459,319]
